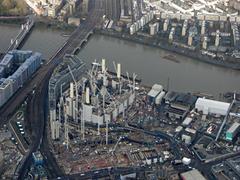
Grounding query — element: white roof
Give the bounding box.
[182,117,192,126]
[148,84,163,97]
[196,98,230,109]
[148,89,160,97]
[156,91,166,100]
[175,126,183,132]
[181,169,206,180]
[185,128,196,134]
[152,84,163,91]
[195,98,230,115]
[227,122,240,134]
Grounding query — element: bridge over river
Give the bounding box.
[7,17,34,52]
[0,0,105,179]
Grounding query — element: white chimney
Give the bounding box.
[117,63,121,79]
[102,59,106,73]
[86,87,90,104]
[70,82,74,98]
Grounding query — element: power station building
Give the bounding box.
[49,57,137,145]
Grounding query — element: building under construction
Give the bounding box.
[49,56,137,146]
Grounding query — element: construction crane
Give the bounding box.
[126,71,137,92]
[67,65,78,121]
[64,103,69,149]
[111,136,122,155]
[215,92,236,141]
[67,65,85,139]
[87,60,121,145]
[72,107,85,140]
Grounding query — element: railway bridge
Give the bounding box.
[7,17,34,52]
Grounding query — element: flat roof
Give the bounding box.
[195,98,230,110]
[181,169,206,180]
[0,54,13,66]
[152,84,163,91]
[148,89,160,97]
[182,117,193,126]
[164,91,178,102]
[227,122,240,134]
[175,93,197,106]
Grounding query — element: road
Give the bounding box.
[124,124,239,180]
[0,0,104,125]
[0,0,105,179]
[63,166,144,180]
[0,0,235,179]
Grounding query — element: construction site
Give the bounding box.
[47,55,179,175]
[47,55,240,178]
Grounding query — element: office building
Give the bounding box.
[82,0,89,14]
[0,50,42,107]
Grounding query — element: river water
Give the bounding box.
[0,24,68,59]
[0,24,239,96]
[0,24,20,52]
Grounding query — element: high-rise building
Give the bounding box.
[105,0,121,21]
[120,0,133,17]
[0,50,42,107]
[82,0,89,14]
[49,0,62,6]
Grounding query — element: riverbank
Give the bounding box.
[34,17,76,32]
[95,29,240,70]
[0,17,26,25]
[0,0,28,16]
[0,15,76,32]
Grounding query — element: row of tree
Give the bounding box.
[0,0,28,15]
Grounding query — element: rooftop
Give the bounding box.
[180,169,206,180]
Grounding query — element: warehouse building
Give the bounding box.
[165,92,197,120]
[147,84,163,104]
[180,169,206,180]
[195,98,230,116]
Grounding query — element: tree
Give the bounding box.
[1,0,15,10]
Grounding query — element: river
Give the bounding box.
[0,24,239,96]
[0,24,69,59]
[77,35,240,96]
